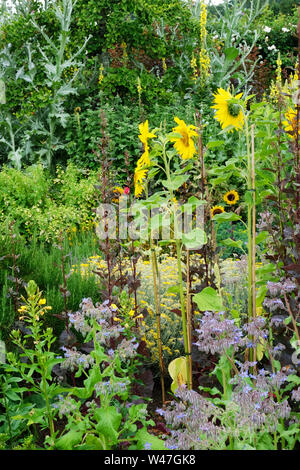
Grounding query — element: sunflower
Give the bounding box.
[283,108,300,139]
[137,120,156,167]
[138,120,156,146]
[171,117,198,160]
[223,190,239,205]
[211,205,225,217]
[137,148,151,167]
[211,88,244,132]
[134,167,148,198]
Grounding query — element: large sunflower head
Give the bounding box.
[171,117,198,160]
[211,88,244,132]
[223,190,239,205]
[283,108,300,139]
[211,205,225,218]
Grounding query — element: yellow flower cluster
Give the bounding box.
[190,54,198,82]
[199,0,210,83]
[98,64,104,86]
[211,190,239,217]
[134,120,156,198]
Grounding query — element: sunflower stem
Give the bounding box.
[145,184,166,403]
[161,142,191,390]
[244,113,255,365]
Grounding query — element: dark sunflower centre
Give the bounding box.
[213,208,223,215]
[227,193,235,201]
[227,102,240,118]
[182,132,189,147]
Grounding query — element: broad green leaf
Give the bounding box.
[187,196,206,207]
[221,238,243,250]
[94,406,122,446]
[193,287,223,312]
[255,231,269,244]
[55,430,83,450]
[133,428,166,451]
[213,212,241,223]
[224,47,239,62]
[182,228,207,249]
[162,174,189,191]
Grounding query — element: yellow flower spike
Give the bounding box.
[211,88,244,132]
[223,190,239,205]
[38,298,46,306]
[171,117,198,160]
[211,205,225,217]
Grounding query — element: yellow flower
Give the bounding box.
[18,305,28,313]
[138,120,156,146]
[223,190,239,205]
[211,88,244,132]
[171,117,198,160]
[211,205,225,217]
[137,149,151,168]
[283,108,300,139]
[134,166,148,198]
[113,186,125,196]
[38,298,46,306]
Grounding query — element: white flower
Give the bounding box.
[264,26,271,33]
[282,27,290,33]
[268,45,277,52]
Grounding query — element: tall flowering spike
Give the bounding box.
[171,117,198,160]
[199,0,210,83]
[211,88,244,132]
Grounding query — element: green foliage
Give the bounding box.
[0,163,98,242]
